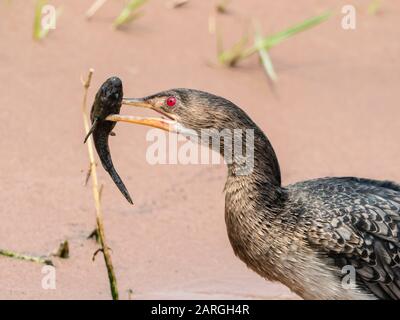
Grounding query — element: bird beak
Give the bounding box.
[105,97,178,132]
[122,97,152,109]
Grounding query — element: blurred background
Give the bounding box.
[0,0,399,299]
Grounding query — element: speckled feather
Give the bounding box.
[290,177,400,299]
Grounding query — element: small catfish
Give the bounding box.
[84,77,133,204]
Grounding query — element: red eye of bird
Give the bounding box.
[166,96,176,107]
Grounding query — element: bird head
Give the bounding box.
[107,88,255,134]
[107,88,279,180]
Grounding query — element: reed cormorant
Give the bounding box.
[106,88,400,300]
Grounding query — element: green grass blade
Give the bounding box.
[218,11,332,67]
[255,27,277,82]
[218,34,248,66]
[113,0,147,28]
[33,0,47,40]
[255,11,332,51]
[368,0,381,15]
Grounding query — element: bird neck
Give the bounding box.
[224,125,281,184]
[223,126,285,215]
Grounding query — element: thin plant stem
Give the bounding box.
[0,249,53,265]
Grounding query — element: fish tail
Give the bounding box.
[108,168,134,204]
[93,127,133,204]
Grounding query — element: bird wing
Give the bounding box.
[290,177,400,299]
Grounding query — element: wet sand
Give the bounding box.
[0,0,399,299]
